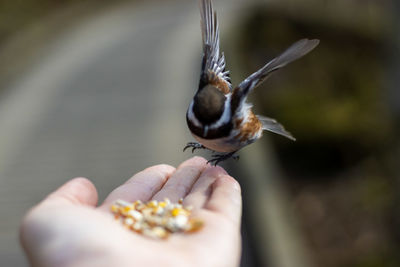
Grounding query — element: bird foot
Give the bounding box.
[207,152,239,166]
[183,142,207,153]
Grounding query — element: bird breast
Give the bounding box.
[191,133,242,153]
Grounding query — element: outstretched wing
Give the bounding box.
[231,39,319,108]
[199,0,231,94]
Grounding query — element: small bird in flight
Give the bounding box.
[184,0,319,165]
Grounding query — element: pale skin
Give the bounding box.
[20,157,242,267]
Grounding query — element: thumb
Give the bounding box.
[46,177,98,207]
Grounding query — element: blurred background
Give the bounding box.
[0,0,398,266]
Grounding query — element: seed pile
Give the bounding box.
[110,198,203,239]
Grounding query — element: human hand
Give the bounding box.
[20,157,242,267]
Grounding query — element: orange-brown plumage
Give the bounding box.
[234,112,262,142]
[234,117,244,126]
[208,71,230,94]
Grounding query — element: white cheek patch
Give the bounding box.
[209,93,231,129]
[187,100,202,127]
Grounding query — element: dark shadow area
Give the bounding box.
[234,1,400,266]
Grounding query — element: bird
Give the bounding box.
[184,0,319,165]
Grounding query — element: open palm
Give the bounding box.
[20,157,242,267]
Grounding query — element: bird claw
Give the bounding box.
[232,155,240,161]
[184,143,239,165]
[183,142,206,153]
[207,152,239,166]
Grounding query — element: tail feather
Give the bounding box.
[258,115,296,141]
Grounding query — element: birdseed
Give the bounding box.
[110,198,203,239]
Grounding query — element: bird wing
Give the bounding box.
[231,39,319,109]
[199,0,231,94]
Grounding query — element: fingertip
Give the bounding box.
[175,156,208,173]
[181,156,208,167]
[202,165,228,177]
[124,164,175,186]
[143,164,176,174]
[192,155,208,162]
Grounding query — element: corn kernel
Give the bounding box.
[122,206,132,214]
[174,215,189,230]
[110,204,119,213]
[148,200,158,208]
[154,206,164,215]
[124,217,134,226]
[187,219,204,232]
[116,199,132,207]
[152,226,168,239]
[132,222,142,231]
[171,207,182,217]
[128,210,143,221]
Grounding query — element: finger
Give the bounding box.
[183,166,227,210]
[100,164,175,210]
[152,156,207,203]
[205,175,242,225]
[46,177,98,207]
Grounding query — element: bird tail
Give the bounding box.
[258,115,296,141]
